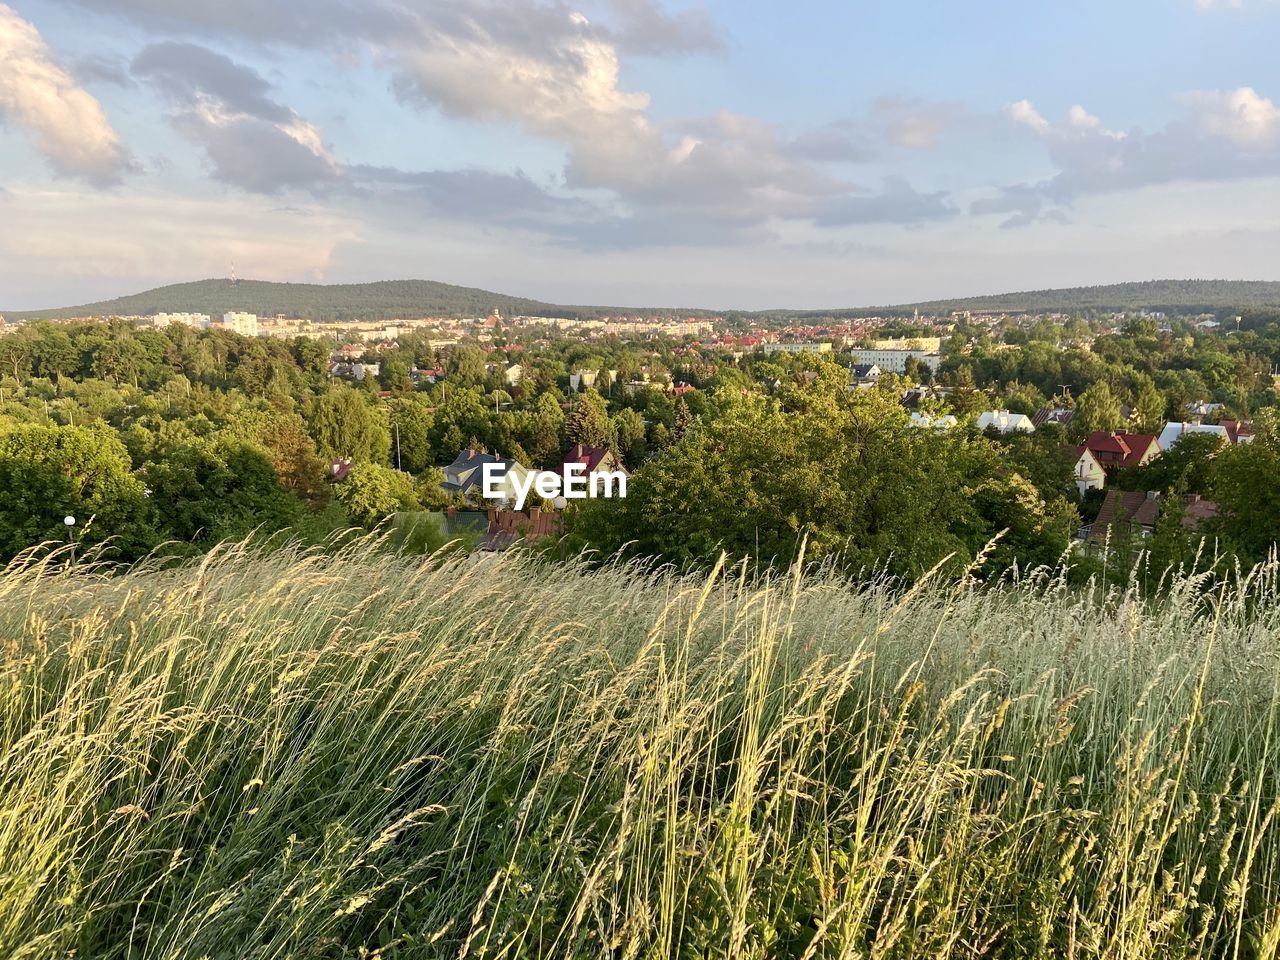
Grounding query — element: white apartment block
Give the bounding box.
[220,312,259,337]
[848,348,941,374]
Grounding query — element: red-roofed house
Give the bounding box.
[560,444,627,477]
[1083,432,1161,470]
[1220,420,1255,445]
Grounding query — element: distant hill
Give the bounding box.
[850,280,1280,318]
[7,277,1280,323]
[1,279,647,323]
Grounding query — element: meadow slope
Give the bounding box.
[1,542,1279,959]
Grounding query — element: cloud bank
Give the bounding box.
[0,2,130,184]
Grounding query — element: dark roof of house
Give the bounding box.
[850,363,880,378]
[1182,495,1219,528]
[1089,490,1218,543]
[442,449,514,494]
[900,387,946,410]
[1089,490,1161,543]
[1032,406,1075,428]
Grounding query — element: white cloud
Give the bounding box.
[0,3,130,184]
[985,87,1280,226]
[1181,86,1280,144]
[1008,99,1049,134]
[1010,99,1123,140]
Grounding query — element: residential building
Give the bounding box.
[1032,406,1075,429]
[569,369,599,392]
[909,411,958,431]
[760,342,833,356]
[441,449,534,502]
[218,312,259,337]
[1083,431,1160,470]
[1066,446,1106,495]
[976,410,1036,435]
[849,348,942,374]
[1156,421,1252,450]
[849,363,882,387]
[1086,490,1219,546]
[560,444,627,479]
[871,336,943,352]
[151,312,210,329]
[1185,400,1225,418]
[1219,420,1255,444]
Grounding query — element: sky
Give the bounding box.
[2,0,1280,310]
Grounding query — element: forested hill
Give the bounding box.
[1,279,643,323]
[877,280,1280,317]
[8,277,1280,323]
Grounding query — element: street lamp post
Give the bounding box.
[63,516,76,569]
[553,496,568,562]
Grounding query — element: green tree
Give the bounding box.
[0,423,155,559]
[310,387,392,464]
[387,396,434,473]
[379,350,413,392]
[569,391,1070,581]
[1001,381,1047,417]
[673,397,693,440]
[223,408,329,504]
[566,389,611,448]
[445,346,487,385]
[1134,381,1167,434]
[1072,381,1123,438]
[145,438,304,547]
[334,463,420,527]
[1209,436,1280,563]
[611,407,647,465]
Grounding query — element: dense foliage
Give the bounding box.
[0,308,1277,578]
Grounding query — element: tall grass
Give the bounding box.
[1,541,1279,959]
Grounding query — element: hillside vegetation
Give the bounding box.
[1,278,620,323]
[9,277,1280,322]
[880,279,1280,316]
[2,541,1279,959]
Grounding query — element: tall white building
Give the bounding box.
[848,348,941,374]
[220,312,259,337]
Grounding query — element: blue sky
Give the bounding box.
[2,0,1280,310]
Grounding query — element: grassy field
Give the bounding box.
[2,542,1279,959]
